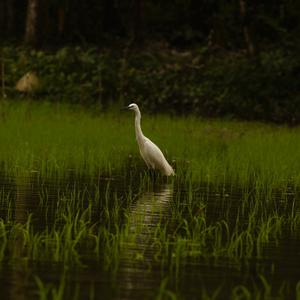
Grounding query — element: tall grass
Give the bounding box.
[0,100,134,176]
[0,100,300,188]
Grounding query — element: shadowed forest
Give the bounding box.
[1,0,299,122]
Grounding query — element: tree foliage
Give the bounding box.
[0,0,299,49]
[0,1,299,123]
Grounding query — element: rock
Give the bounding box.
[16,72,40,93]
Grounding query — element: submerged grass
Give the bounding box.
[0,173,299,299]
[1,176,299,267]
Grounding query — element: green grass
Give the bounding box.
[0,100,300,299]
[0,100,133,176]
[0,100,300,187]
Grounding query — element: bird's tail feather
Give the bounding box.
[163,162,175,176]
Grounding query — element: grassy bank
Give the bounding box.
[0,100,300,186]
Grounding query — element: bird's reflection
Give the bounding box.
[118,183,173,300]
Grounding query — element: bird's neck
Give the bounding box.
[134,111,145,144]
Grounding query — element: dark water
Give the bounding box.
[0,171,300,299]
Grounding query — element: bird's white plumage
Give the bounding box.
[127,103,175,176]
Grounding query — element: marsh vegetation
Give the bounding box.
[0,101,300,299]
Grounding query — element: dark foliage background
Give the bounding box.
[0,0,299,123]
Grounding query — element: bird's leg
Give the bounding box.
[148,169,157,180]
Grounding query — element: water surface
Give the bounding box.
[0,171,300,299]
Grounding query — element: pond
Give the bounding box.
[0,169,300,300]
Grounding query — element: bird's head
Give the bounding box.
[121,103,140,115]
[127,103,139,111]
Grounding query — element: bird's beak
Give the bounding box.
[120,106,129,111]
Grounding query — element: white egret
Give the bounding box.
[125,103,175,176]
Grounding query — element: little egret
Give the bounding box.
[125,103,175,176]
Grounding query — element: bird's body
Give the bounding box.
[127,103,175,176]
